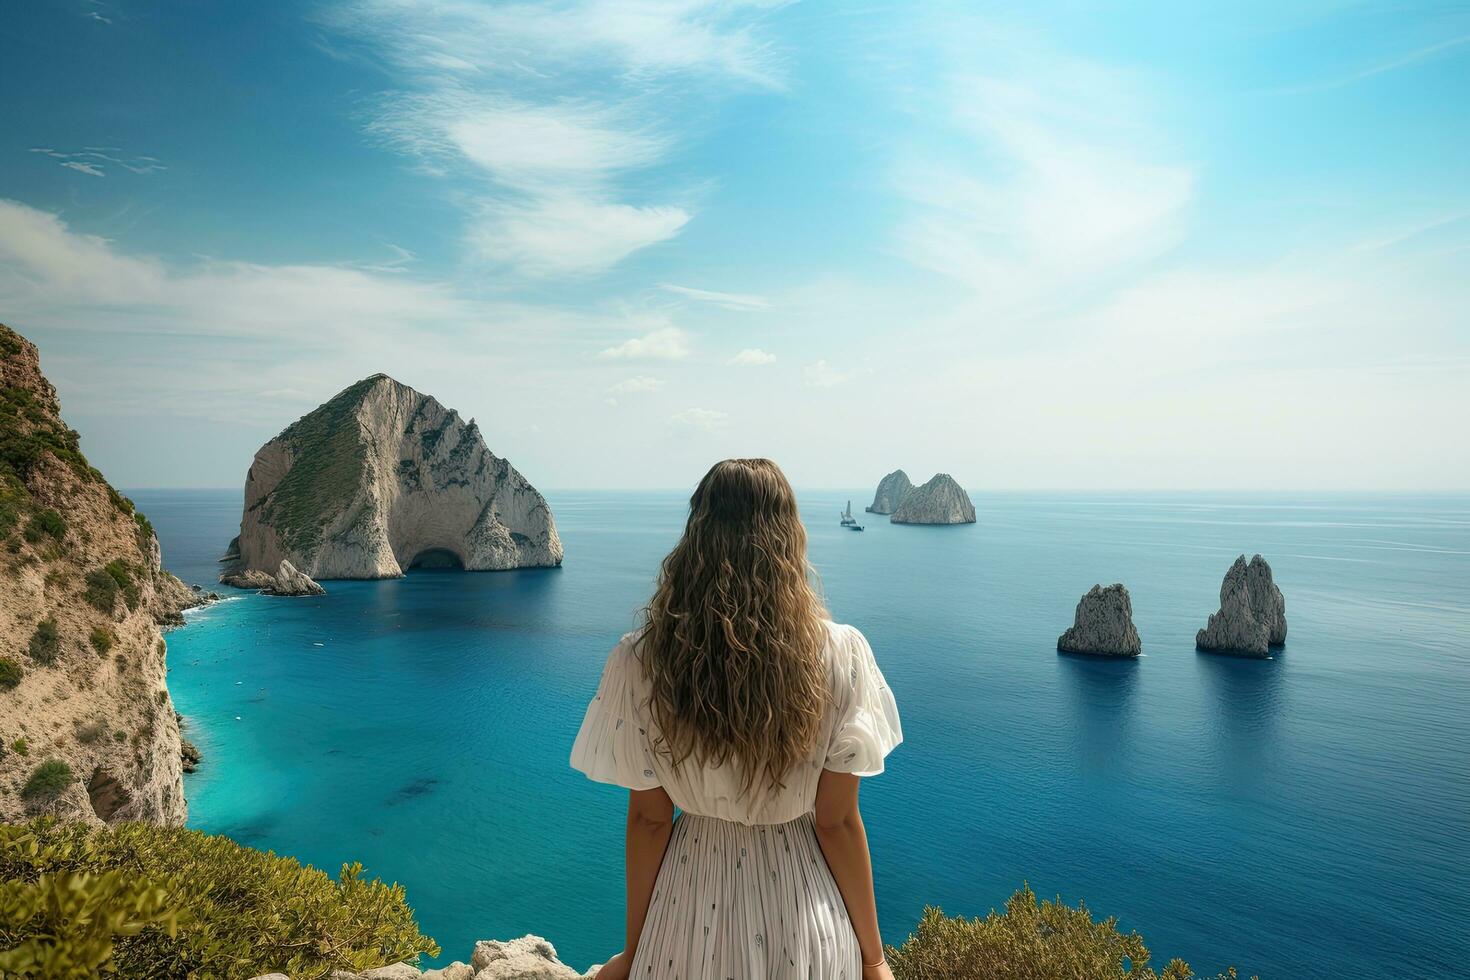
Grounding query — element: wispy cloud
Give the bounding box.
[29,147,165,177]
[729,347,776,366]
[608,375,665,395]
[326,0,784,277]
[660,283,771,311]
[1266,33,1470,94]
[802,359,850,387]
[597,326,691,361]
[891,30,1192,308]
[670,407,728,431]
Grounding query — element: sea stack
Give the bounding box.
[0,324,199,826]
[1195,554,1287,657]
[1057,584,1142,657]
[223,375,563,581]
[865,469,913,514]
[220,559,325,596]
[890,473,976,524]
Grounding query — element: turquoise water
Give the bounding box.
[134,489,1470,978]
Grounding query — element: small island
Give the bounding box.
[222,375,563,582]
[1057,584,1142,657]
[865,469,913,514]
[1195,554,1287,657]
[890,473,977,524]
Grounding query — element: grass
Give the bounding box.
[258,376,375,555]
[28,618,61,665]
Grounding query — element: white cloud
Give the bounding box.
[891,34,1192,308]
[466,197,690,277]
[608,375,665,395]
[670,407,728,431]
[802,359,849,387]
[326,0,783,277]
[597,326,691,361]
[660,283,771,310]
[729,347,776,366]
[60,161,105,177]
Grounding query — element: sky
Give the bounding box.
[1,0,1467,491]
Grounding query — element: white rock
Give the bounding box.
[865,469,913,514]
[361,964,422,980]
[226,375,562,580]
[890,473,976,524]
[471,936,583,979]
[247,975,290,980]
[1057,584,1141,657]
[422,963,474,980]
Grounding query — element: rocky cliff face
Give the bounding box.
[258,935,598,980]
[1057,584,1142,657]
[865,469,913,514]
[226,376,562,581]
[0,324,195,826]
[1195,554,1287,657]
[890,473,976,524]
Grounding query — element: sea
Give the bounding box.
[129,489,1470,979]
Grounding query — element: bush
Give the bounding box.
[84,569,118,612]
[88,627,114,655]
[0,819,438,979]
[888,887,1251,980]
[0,655,22,689]
[24,509,66,544]
[12,737,29,756]
[76,721,107,745]
[104,561,141,611]
[21,760,74,801]
[29,618,61,664]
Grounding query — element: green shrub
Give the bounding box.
[24,509,66,544]
[104,560,141,611]
[84,569,118,612]
[21,760,74,801]
[12,737,29,756]
[0,493,18,536]
[0,655,22,689]
[88,627,114,655]
[29,618,61,664]
[888,887,1250,980]
[0,819,438,980]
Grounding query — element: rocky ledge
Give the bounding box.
[221,559,325,596]
[1195,554,1287,657]
[1057,583,1142,657]
[865,469,913,514]
[251,935,597,980]
[224,374,562,582]
[890,473,976,524]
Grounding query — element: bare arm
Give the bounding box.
[813,769,887,971]
[623,786,675,957]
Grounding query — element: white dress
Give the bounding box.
[571,620,902,979]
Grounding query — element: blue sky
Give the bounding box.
[1,0,1466,490]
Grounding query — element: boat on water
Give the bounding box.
[840,501,864,531]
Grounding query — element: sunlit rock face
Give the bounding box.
[1195,554,1287,657]
[890,473,976,525]
[225,375,562,581]
[866,469,913,514]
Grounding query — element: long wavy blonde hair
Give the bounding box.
[636,458,829,792]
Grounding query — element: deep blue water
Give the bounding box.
[132,489,1470,979]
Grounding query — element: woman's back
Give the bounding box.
[571,618,901,825]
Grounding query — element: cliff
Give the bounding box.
[865,469,913,514]
[225,375,563,581]
[1195,554,1287,657]
[890,473,976,524]
[1057,583,1142,657]
[0,324,196,826]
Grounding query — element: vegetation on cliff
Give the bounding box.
[0,819,438,980]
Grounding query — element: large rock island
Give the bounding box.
[223,375,563,581]
[865,469,913,514]
[1057,584,1142,657]
[1195,554,1287,657]
[0,324,198,826]
[890,473,977,524]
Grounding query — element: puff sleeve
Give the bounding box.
[824,625,903,777]
[570,638,662,790]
